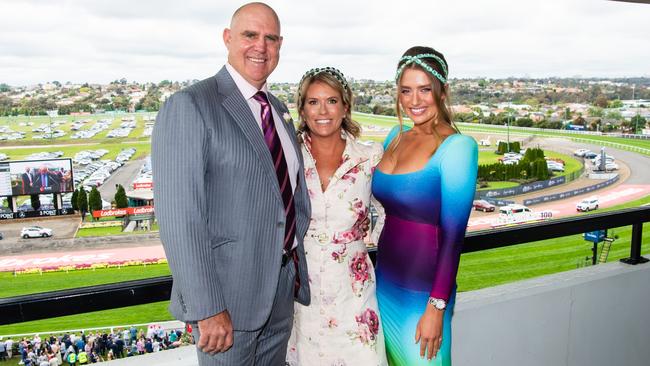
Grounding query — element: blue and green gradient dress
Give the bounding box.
[372,126,478,366]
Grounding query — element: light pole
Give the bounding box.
[46,110,58,140]
[506,110,512,153]
[632,84,639,135]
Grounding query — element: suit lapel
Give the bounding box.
[216,68,282,202]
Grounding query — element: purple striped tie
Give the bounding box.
[253,92,299,286]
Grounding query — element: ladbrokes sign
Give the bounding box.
[93,208,128,217]
[133,182,153,190]
[92,206,154,218]
[132,206,154,215]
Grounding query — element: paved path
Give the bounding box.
[98,159,144,199]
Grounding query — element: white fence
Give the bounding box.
[457,122,650,155]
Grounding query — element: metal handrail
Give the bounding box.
[1,206,648,326]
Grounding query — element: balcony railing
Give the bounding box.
[1,206,648,326]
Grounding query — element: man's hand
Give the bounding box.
[197,310,233,354]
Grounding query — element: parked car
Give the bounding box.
[593,162,619,172]
[21,226,53,239]
[473,200,496,212]
[574,149,590,157]
[583,151,598,159]
[591,154,614,163]
[499,204,532,215]
[592,158,615,167]
[576,197,599,212]
[503,152,522,160]
[546,161,565,172]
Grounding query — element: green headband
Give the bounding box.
[395,53,448,84]
[299,66,349,91]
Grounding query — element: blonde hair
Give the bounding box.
[296,70,361,139]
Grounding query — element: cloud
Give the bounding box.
[1,0,649,85]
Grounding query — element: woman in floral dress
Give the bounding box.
[286,67,387,366]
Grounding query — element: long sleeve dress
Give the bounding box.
[287,133,387,366]
[372,125,478,366]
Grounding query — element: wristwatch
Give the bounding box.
[428,297,447,310]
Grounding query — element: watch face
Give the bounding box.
[435,301,445,310]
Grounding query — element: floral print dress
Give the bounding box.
[287,133,387,366]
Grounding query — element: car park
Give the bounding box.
[576,197,599,212]
[473,200,496,212]
[21,226,53,239]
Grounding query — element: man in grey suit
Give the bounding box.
[151,3,310,365]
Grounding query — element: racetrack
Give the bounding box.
[466,132,650,230]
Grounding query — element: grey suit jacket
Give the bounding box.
[151,67,311,331]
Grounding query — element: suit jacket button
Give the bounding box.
[277,222,284,228]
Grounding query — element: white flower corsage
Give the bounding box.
[282,112,293,124]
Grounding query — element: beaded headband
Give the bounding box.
[299,66,349,92]
[395,53,448,84]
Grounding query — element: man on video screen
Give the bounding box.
[33,165,60,193]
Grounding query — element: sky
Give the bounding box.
[1,0,649,85]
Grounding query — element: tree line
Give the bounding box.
[477,147,551,182]
[29,184,129,219]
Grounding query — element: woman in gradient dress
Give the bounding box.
[372,46,478,365]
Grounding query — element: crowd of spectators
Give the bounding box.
[0,324,193,365]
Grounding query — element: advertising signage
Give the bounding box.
[0,158,74,197]
[132,182,153,190]
[0,208,74,220]
[91,206,155,218]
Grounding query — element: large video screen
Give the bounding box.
[0,158,74,197]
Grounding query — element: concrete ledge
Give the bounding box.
[98,262,650,366]
[453,261,650,366]
[103,345,197,365]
